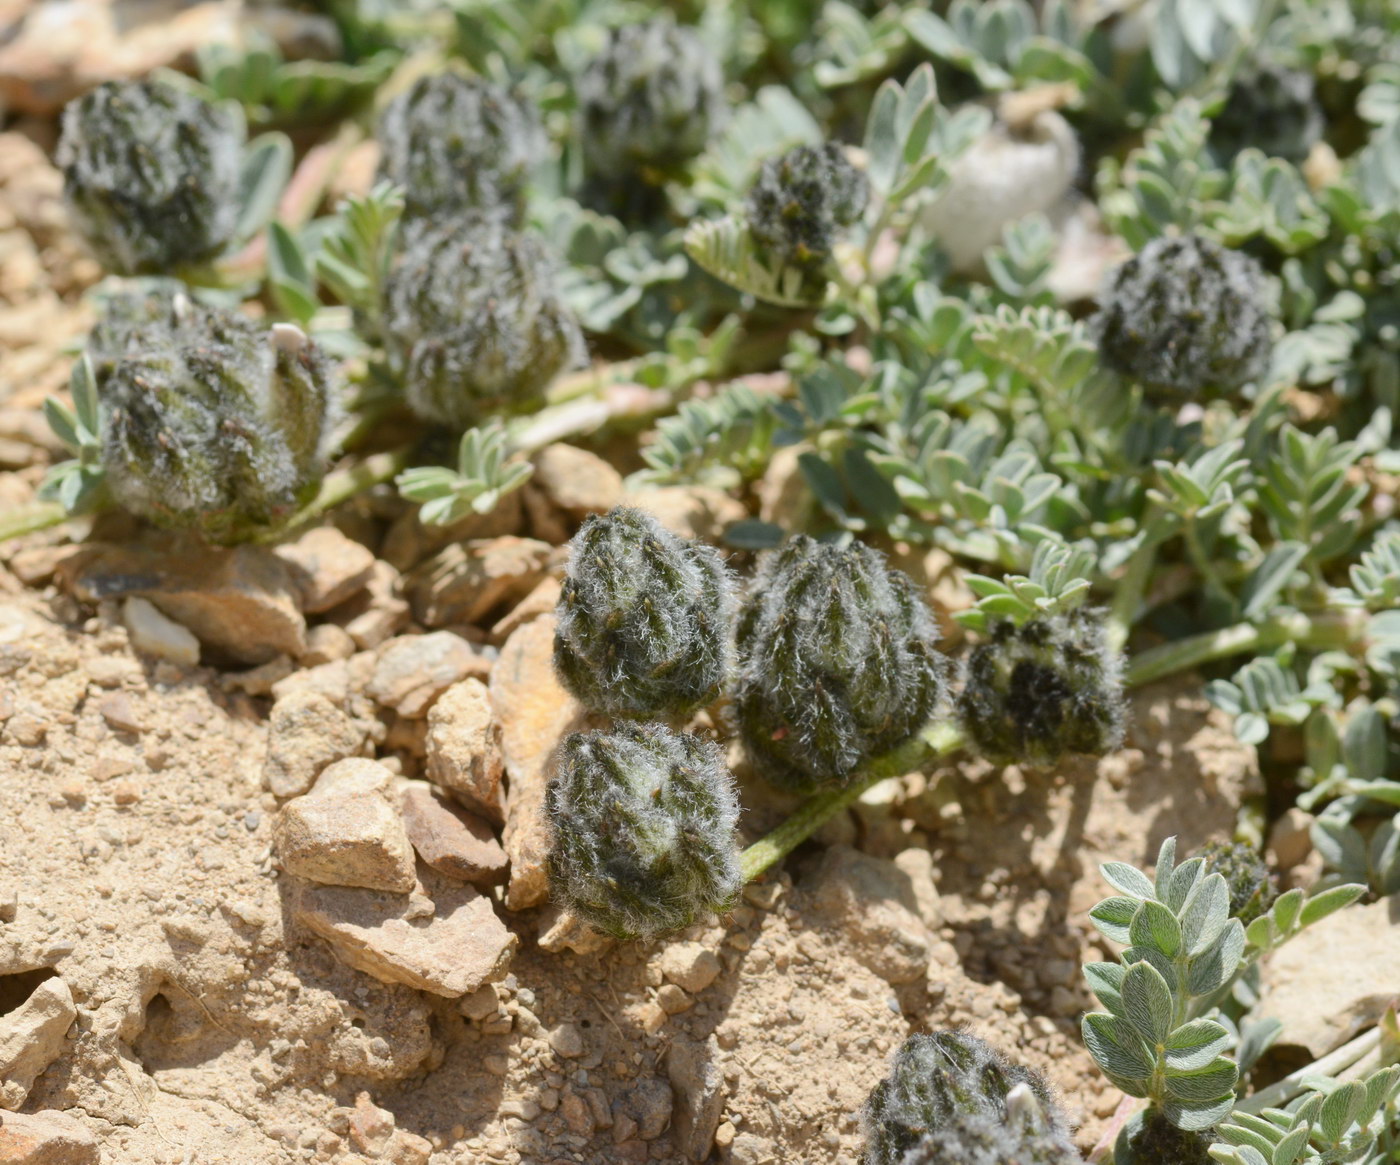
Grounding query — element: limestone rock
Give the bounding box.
[325,560,410,650]
[400,782,508,887]
[614,1077,673,1141]
[273,526,375,614]
[0,1109,99,1164]
[367,632,492,719]
[292,870,517,997]
[63,542,305,663]
[121,596,199,667]
[490,616,587,911]
[655,943,722,996]
[802,845,932,984]
[0,977,77,1109]
[425,678,504,823]
[407,537,554,628]
[274,759,415,893]
[1256,891,1400,1057]
[536,905,613,956]
[490,576,562,643]
[531,443,623,520]
[263,690,366,799]
[619,486,746,543]
[666,1035,725,1162]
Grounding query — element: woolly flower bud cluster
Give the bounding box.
[1210,59,1323,165]
[863,1031,1081,1165]
[381,214,584,429]
[93,287,338,544]
[736,537,947,792]
[957,609,1125,767]
[376,72,543,223]
[575,17,726,181]
[1194,840,1278,924]
[545,723,742,941]
[554,507,735,720]
[746,143,869,277]
[59,80,244,276]
[1093,233,1274,402]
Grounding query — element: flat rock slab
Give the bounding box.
[292,872,517,997]
[425,678,504,823]
[0,977,77,1109]
[0,1109,99,1164]
[273,526,375,614]
[407,537,554,628]
[274,759,415,892]
[367,632,492,719]
[60,541,305,664]
[401,782,508,887]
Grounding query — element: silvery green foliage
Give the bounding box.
[394,423,533,527]
[58,80,243,275]
[554,507,736,720]
[575,18,726,178]
[956,609,1126,767]
[376,72,543,222]
[745,143,870,286]
[1209,60,1324,166]
[735,536,946,791]
[381,213,585,428]
[862,1031,1072,1165]
[98,302,338,544]
[1082,839,1365,1135]
[1208,1066,1400,1165]
[898,1112,1083,1165]
[544,722,742,941]
[1092,234,1274,401]
[1192,841,1277,925]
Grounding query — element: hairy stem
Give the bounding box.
[253,448,409,543]
[0,502,70,543]
[1106,531,1161,654]
[740,608,1371,883]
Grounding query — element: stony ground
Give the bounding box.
[0,103,1310,1165]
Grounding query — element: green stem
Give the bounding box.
[252,448,409,544]
[1106,531,1161,655]
[739,608,1372,883]
[0,502,70,543]
[739,721,964,882]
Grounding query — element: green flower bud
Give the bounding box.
[554,506,736,720]
[1193,840,1277,924]
[376,72,543,222]
[545,722,742,941]
[1210,60,1323,166]
[898,1112,1083,1165]
[736,536,947,792]
[58,80,243,276]
[99,306,338,544]
[863,1031,1071,1165]
[381,213,585,429]
[746,143,869,280]
[956,610,1126,767]
[576,18,726,180]
[1116,1111,1217,1165]
[1092,233,1274,402]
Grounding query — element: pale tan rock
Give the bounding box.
[892,847,944,930]
[490,576,562,643]
[537,905,613,956]
[1267,807,1315,873]
[263,690,366,799]
[292,870,517,997]
[1256,891,1400,1057]
[64,542,306,663]
[0,1108,98,1164]
[407,537,554,628]
[380,488,524,573]
[121,597,199,667]
[619,486,746,543]
[490,616,587,910]
[301,622,356,666]
[400,782,508,887]
[531,443,623,519]
[273,526,375,614]
[367,631,492,719]
[666,1035,726,1162]
[520,482,571,545]
[274,759,415,892]
[326,559,409,650]
[655,943,722,996]
[425,678,505,822]
[0,977,77,1109]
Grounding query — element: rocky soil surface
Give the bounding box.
[0,107,1354,1165]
